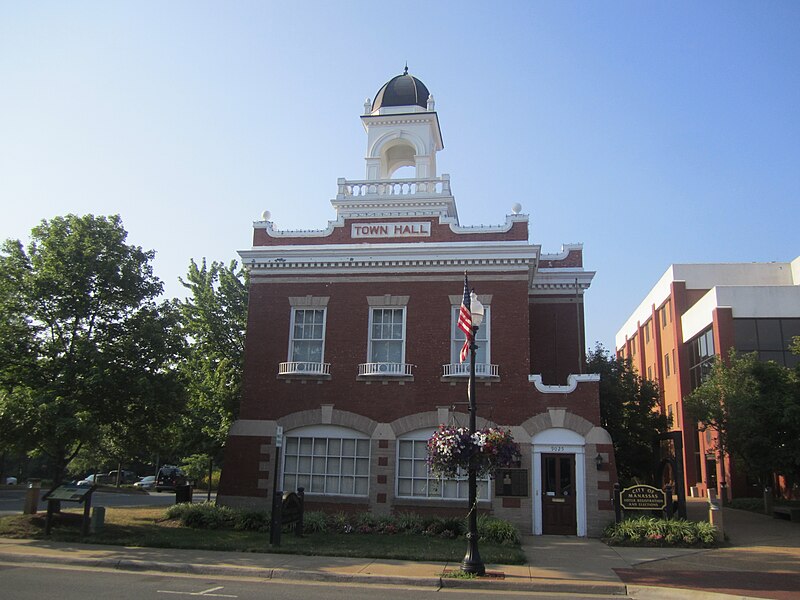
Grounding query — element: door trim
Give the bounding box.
[532,440,586,536]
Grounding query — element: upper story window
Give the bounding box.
[360,295,411,377]
[645,321,650,343]
[290,309,326,363]
[664,352,671,377]
[443,296,496,378]
[688,327,715,391]
[630,335,637,356]
[370,307,405,362]
[280,297,330,377]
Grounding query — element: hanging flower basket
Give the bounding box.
[427,425,521,479]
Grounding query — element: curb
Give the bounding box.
[626,584,762,600]
[0,552,626,595]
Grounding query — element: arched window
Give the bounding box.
[396,429,490,500]
[282,425,370,497]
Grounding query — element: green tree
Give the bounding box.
[685,350,800,490]
[586,344,670,483]
[0,214,185,483]
[178,259,247,466]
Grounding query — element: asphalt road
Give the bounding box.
[0,488,216,516]
[0,563,622,600]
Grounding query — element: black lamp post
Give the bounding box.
[461,294,485,575]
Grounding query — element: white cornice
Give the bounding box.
[530,270,596,294]
[239,240,539,276]
[254,213,529,239]
[540,243,584,262]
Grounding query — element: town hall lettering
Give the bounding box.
[351,222,431,239]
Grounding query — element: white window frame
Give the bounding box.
[396,429,490,501]
[368,306,407,365]
[450,305,491,365]
[288,307,327,364]
[281,425,370,497]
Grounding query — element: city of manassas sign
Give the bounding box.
[620,484,667,510]
[352,222,431,239]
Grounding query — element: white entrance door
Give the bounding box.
[531,428,586,536]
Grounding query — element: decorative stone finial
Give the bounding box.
[427,94,435,111]
[364,98,372,114]
[404,62,408,75]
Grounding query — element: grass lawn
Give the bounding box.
[0,507,526,565]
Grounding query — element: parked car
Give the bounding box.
[77,474,110,487]
[155,466,188,492]
[133,475,156,490]
[3,476,17,485]
[108,469,137,484]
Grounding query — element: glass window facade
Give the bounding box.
[283,436,370,496]
[688,327,715,391]
[733,318,800,368]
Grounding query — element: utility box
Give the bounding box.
[23,479,41,514]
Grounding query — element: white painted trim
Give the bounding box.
[531,429,587,537]
[529,373,600,394]
[539,243,584,261]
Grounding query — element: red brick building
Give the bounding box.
[615,260,800,500]
[218,70,616,536]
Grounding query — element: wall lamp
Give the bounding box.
[595,453,604,470]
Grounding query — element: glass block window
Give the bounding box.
[369,307,405,363]
[396,435,489,500]
[283,433,370,496]
[289,309,326,363]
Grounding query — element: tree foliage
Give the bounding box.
[685,350,800,489]
[178,259,247,460]
[586,344,670,483]
[0,214,185,482]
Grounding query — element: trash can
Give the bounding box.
[175,484,193,504]
[90,506,105,533]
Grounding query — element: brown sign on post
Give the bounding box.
[620,484,666,510]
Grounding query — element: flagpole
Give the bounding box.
[461,295,485,575]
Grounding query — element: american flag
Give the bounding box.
[458,273,472,363]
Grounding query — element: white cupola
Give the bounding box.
[361,67,444,181]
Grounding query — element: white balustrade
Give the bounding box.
[358,362,414,377]
[337,177,451,199]
[442,363,499,378]
[278,362,331,376]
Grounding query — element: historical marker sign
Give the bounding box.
[620,484,666,510]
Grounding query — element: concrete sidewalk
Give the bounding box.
[0,501,797,598]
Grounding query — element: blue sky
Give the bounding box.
[1,1,798,350]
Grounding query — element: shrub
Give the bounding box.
[167,502,235,529]
[233,509,270,532]
[302,511,328,533]
[604,516,717,547]
[727,497,765,513]
[394,512,424,534]
[477,514,520,545]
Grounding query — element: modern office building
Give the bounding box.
[615,259,800,499]
[217,69,615,536]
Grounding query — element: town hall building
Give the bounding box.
[217,69,616,536]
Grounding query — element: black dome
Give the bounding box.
[372,69,431,111]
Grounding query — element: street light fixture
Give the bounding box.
[461,292,485,575]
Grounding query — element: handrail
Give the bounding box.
[358,362,414,376]
[278,362,331,376]
[442,363,499,378]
